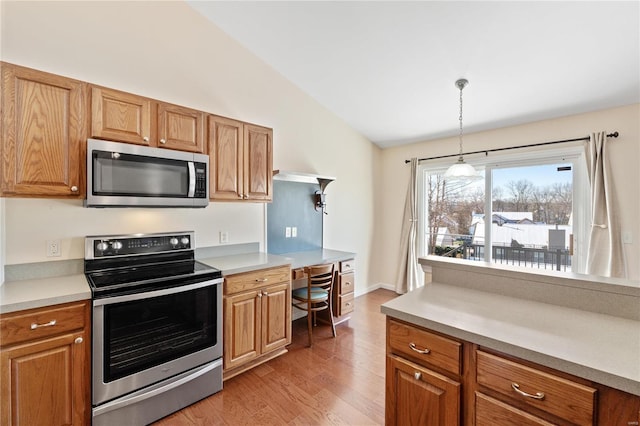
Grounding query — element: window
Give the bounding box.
[418,146,589,274]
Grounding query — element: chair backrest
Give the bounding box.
[305,263,335,292]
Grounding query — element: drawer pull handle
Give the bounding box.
[511,383,545,400]
[31,320,56,330]
[409,342,430,354]
[414,372,421,380]
[255,278,268,282]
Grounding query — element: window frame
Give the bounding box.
[417,145,588,274]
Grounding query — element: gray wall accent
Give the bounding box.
[267,180,323,254]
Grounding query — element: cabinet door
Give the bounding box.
[0,330,88,426]
[243,124,272,201]
[208,115,244,200]
[386,354,460,426]
[157,103,205,153]
[223,290,261,370]
[1,63,86,197]
[261,282,291,354]
[91,86,154,146]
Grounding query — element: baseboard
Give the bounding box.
[356,282,396,297]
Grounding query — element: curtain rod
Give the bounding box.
[404,131,619,164]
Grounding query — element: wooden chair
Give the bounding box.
[291,263,337,347]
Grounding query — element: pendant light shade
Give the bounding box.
[443,79,481,182]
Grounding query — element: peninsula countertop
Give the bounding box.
[381,281,640,396]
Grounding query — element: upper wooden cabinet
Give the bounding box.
[244,124,273,201]
[90,86,154,146]
[91,86,205,153]
[1,62,87,197]
[208,115,273,202]
[157,103,205,153]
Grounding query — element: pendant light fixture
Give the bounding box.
[443,78,481,182]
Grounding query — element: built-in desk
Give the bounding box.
[278,248,356,324]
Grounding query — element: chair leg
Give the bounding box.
[328,297,337,338]
[307,302,313,347]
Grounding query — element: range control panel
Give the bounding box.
[85,231,194,259]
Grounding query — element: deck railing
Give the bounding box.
[444,244,572,272]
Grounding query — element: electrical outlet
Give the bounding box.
[285,227,291,238]
[220,231,229,244]
[292,227,297,238]
[46,239,61,257]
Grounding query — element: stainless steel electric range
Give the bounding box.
[84,231,223,426]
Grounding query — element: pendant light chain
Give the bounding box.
[458,81,464,159]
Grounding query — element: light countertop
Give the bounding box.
[0,249,355,314]
[199,252,292,275]
[381,282,640,396]
[199,248,356,275]
[276,248,356,270]
[0,274,91,314]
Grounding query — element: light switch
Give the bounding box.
[292,227,297,238]
[285,227,291,238]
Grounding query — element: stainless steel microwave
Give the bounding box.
[85,139,209,208]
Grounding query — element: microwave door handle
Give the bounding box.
[188,162,196,197]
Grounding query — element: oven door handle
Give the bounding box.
[93,359,222,417]
[93,278,223,306]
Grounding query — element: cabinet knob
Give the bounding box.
[263,291,268,296]
[70,186,78,192]
[414,372,422,380]
[143,136,149,142]
[244,194,249,199]
[75,337,83,344]
[160,139,166,144]
[257,291,263,298]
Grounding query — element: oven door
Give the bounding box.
[92,278,222,405]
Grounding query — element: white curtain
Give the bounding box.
[584,131,626,278]
[395,158,424,293]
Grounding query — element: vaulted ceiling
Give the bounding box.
[188,1,640,148]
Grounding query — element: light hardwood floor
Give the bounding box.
[154,288,398,425]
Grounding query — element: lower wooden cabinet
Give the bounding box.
[333,258,355,322]
[386,354,460,425]
[0,300,90,426]
[223,265,291,380]
[385,317,640,426]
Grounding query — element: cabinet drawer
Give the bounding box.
[476,351,596,425]
[0,301,87,347]
[387,319,461,375]
[476,392,554,426]
[225,266,290,295]
[338,272,354,295]
[339,259,354,273]
[339,293,354,315]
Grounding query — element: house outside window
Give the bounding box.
[417,146,590,274]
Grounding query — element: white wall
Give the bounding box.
[0,1,380,294]
[376,104,640,285]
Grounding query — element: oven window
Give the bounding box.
[103,285,217,382]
